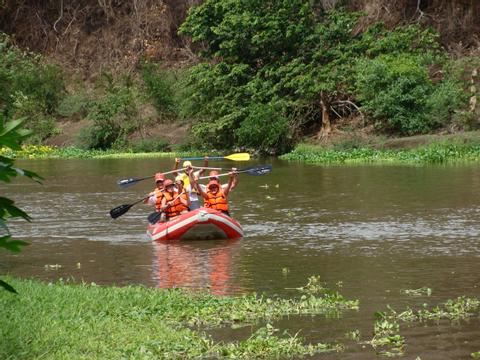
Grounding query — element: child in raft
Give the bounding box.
[173,157,208,210]
[160,179,190,221]
[144,172,165,213]
[188,168,238,217]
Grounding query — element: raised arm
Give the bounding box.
[223,170,237,197]
[197,156,209,176]
[189,168,207,199]
[172,158,181,176]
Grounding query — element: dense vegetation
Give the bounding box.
[0,1,479,155]
[179,1,475,153]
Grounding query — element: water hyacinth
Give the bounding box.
[281,142,480,164]
[0,145,199,159]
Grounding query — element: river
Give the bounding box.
[2,157,480,359]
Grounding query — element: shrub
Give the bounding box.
[355,54,464,135]
[0,33,64,141]
[57,93,89,119]
[141,63,178,118]
[79,75,142,150]
[235,103,292,153]
[129,137,170,153]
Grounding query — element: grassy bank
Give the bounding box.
[0,145,198,160]
[0,277,357,359]
[281,140,480,165]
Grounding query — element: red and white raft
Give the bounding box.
[147,207,243,241]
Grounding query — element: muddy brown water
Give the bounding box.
[2,158,480,359]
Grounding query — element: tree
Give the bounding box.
[179,1,442,152]
[0,116,42,293]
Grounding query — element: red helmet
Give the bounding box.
[154,173,165,182]
[163,179,174,187]
[209,170,220,179]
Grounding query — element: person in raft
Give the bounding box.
[199,170,238,193]
[160,179,190,221]
[173,157,208,210]
[144,172,165,213]
[188,168,238,216]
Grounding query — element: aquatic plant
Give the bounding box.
[386,296,480,322]
[401,287,432,297]
[368,312,405,357]
[281,142,480,164]
[0,145,199,160]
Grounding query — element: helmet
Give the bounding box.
[182,161,192,168]
[163,179,174,187]
[154,173,165,182]
[209,170,220,179]
[207,180,220,190]
[175,175,184,184]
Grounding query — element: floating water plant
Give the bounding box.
[401,287,432,297]
[368,312,405,357]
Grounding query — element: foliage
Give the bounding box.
[386,296,480,322]
[56,92,89,119]
[0,276,355,359]
[141,62,178,118]
[0,33,64,142]
[78,74,144,150]
[355,54,465,135]
[179,1,449,152]
[281,141,480,164]
[129,137,171,153]
[401,287,432,297]
[0,116,41,293]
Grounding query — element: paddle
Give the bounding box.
[147,191,186,225]
[117,168,186,189]
[197,164,272,180]
[110,196,149,219]
[181,153,250,161]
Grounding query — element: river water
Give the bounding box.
[2,158,480,359]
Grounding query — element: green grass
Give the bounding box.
[281,141,480,164]
[0,277,356,359]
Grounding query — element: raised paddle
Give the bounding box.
[147,191,186,225]
[110,196,149,219]
[117,168,186,189]
[181,153,250,161]
[197,164,272,180]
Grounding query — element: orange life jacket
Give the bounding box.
[204,188,228,212]
[154,188,164,212]
[164,191,189,218]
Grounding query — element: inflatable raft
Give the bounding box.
[147,207,243,241]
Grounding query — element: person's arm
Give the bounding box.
[160,196,168,212]
[229,167,238,191]
[189,168,207,199]
[198,156,208,176]
[223,171,236,197]
[172,158,181,176]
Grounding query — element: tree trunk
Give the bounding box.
[317,92,331,140]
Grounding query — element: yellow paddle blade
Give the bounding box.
[224,153,250,161]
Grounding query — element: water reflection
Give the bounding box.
[152,239,241,295]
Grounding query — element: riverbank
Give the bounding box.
[0,276,356,359]
[0,145,197,160]
[281,137,480,164]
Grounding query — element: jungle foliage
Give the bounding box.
[179,0,468,153]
